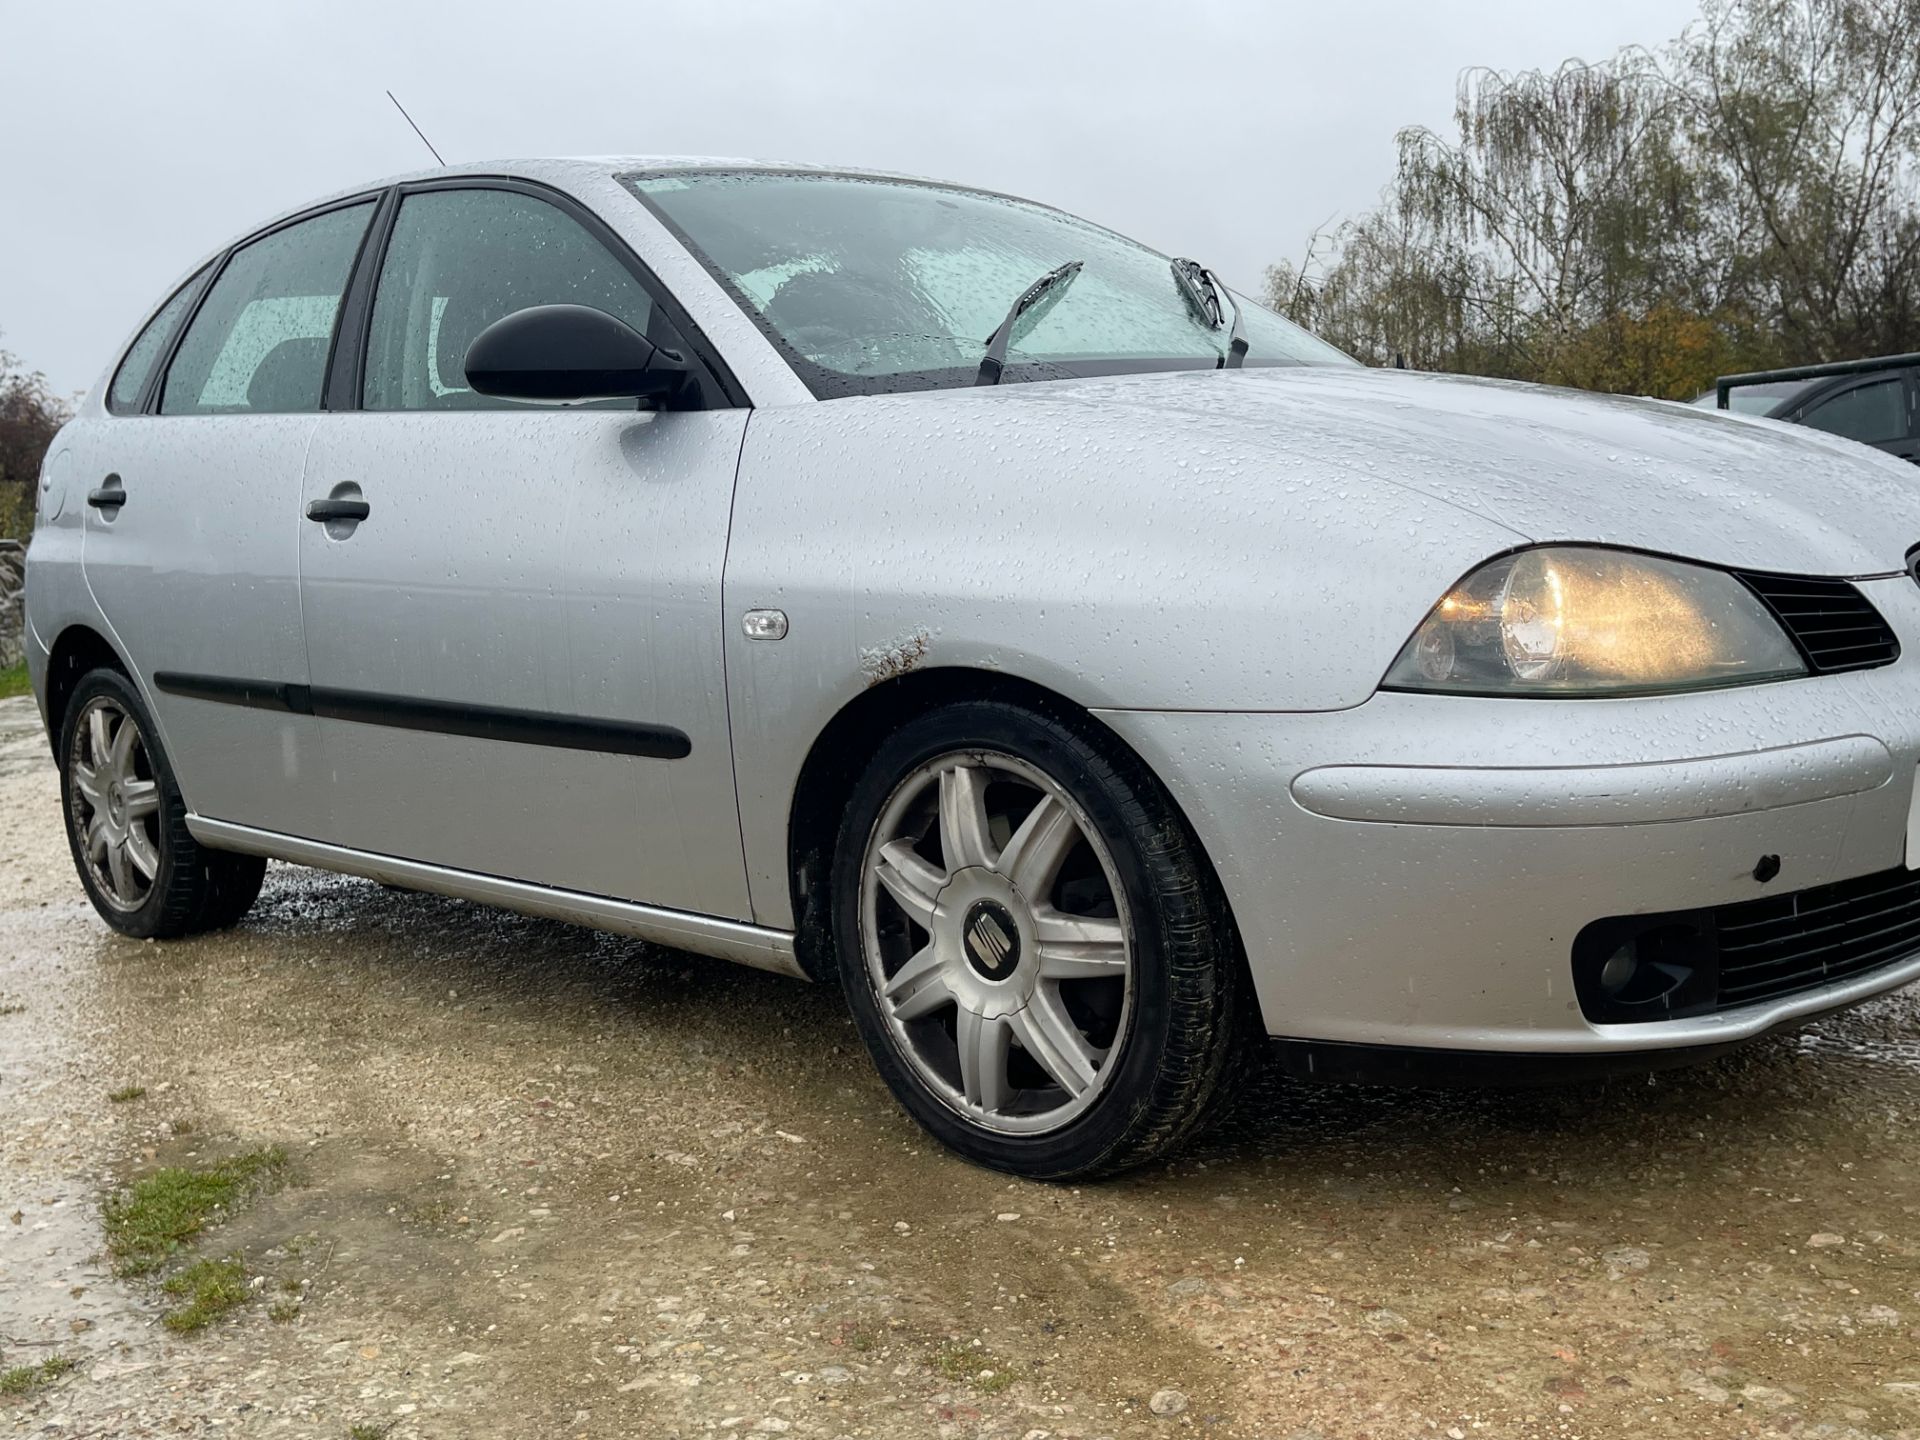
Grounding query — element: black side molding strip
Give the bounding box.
[154,672,315,714]
[152,672,690,760]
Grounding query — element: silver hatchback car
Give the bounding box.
[26,157,1920,1178]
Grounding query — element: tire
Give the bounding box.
[57,667,267,939]
[831,698,1247,1180]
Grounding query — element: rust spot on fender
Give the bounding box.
[860,629,930,687]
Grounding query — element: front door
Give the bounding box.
[295,183,752,917]
[80,199,376,839]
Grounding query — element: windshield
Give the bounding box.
[623,170,1354,398]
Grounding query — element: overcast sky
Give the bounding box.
[3,0,1705,396]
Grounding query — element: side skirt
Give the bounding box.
[185,815,806,980]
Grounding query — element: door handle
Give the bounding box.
[87,475,125,510]
[305,498,370,523]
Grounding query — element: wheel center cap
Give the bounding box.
[107,784,126,826]
[961,899,1022,982]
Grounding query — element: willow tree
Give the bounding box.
[1680,0,1920,360]
[1271,0,1920,396]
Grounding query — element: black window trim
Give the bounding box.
[107,260,218,416]
[329,174,748,413]
[141,189,387,418]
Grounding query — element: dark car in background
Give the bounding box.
[1697,352,1920,465]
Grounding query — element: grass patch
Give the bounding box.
[107,1085,146,1104]
[932,1343,1015,1394]
[0,662,27,701]
[267,1299,301,1324]
[0,1354,78,1397]
[101,1146,286,1277]
[160,1256,248,1333]
[348,1424,394,1440]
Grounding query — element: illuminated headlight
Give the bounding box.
[1383,547,1807,696]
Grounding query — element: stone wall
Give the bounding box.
[0,540,25,670]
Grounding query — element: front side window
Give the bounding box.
[160,203,374,416]
[362,188,657,411]
[107,263,213,414]
[624,170,1353,398]
[1800,377,1909,445]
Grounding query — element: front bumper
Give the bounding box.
[1097,574,1920,1059]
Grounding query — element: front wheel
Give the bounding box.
[832,699,1247,1180]
[58,667,266,939]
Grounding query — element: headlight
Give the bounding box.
[1383,547,1807,696]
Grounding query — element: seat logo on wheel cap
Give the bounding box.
[963,900,1021,981]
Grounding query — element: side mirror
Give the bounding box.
[463,304,688,404]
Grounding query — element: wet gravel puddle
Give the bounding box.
[6,695,1920,1438]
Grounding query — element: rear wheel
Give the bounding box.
[832,699,1247,1179]
[58,668,266,939]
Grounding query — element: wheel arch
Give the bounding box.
[42,624,131,761]
[783,665,1247,990]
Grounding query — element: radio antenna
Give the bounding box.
[386,90,446,166]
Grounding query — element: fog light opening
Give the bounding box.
[1575,912,1722,1024]
[1599,945,1639,994]
[1594,925,1708,1009]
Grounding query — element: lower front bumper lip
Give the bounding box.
[1277,948,1920,1083]
[1289,733,1894,827]
[1585,938,1920,1049]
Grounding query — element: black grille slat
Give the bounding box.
[1719,934,1920,1001]
[1720,909,1920,979]
[1707,865,1920,1009]
[1775,622,1890,640]
[1721,865,1916,915]
[1719,883,1920,951]
[1735,570,1899,673]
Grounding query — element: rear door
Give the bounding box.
[1792,370,1920,465]
[295,180,753,916]
[80,198,376,837]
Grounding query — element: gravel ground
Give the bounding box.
[7,694,1920,1438]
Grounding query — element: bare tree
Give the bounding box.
[1271,0,1920,396]
[0,342,71,540]
[1680,0,1920,358]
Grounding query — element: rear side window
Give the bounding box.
[160,203,374,416]
[106,264,212,414]
[1800,377,1909,445]
[361,188,656,411]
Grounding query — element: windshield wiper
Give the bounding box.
[1172,258,1248,369]
[977,260,1083,385]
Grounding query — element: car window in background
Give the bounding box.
[107,263,212,414]
[160,204,374,416]
[625,170,1353,397]
[1800,377,1908,444]
[362,188,656,411]
[1694,379,1818,416]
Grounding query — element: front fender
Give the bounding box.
[722,382,1524,927]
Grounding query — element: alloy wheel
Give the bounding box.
[67,696,162,912]
[859,750,1134,1134]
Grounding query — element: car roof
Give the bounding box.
[259,154,1033,229]
[311,154,946,202]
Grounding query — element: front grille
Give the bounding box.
[1714,865,1920,1008]
[1735,570,1899,673]
[1573,864,1920,1023]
